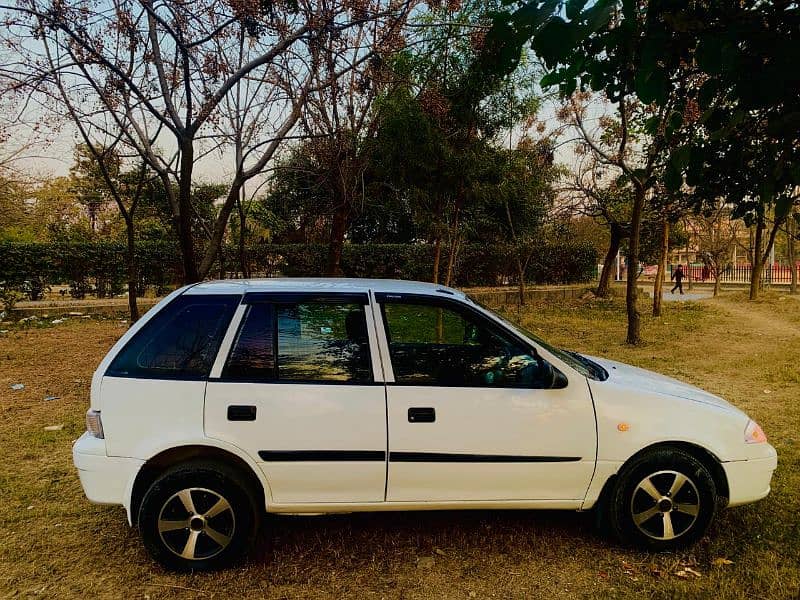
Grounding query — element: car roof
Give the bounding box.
[183,278,467,299]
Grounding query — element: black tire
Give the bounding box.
[138,460,260,571]
[602,447,718,551]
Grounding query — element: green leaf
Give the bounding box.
[566,0,589,20]
[775,195,794,219]
[696,35,724,74]
[672,145,691,170]
[532,17,574,66]
[540,71,562,88]
[664,163,682,191]
[635,68,668,105]
[581,0,616,33]
[668,111,683,132]
[640,33,667,73]
[561,76,578,96]
[644,115,660,135]
[698,79,720,110]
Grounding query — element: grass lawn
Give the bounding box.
[0,291,798,599]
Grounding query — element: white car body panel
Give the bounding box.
[71,277,777,526]
[101,377,207,459]
[205,382,387,503]
[384,384,596,501]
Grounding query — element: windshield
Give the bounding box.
[466,296,609,381]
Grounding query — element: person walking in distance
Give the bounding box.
[671,264,685,295]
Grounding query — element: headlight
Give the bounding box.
[744,419,767,444]
[85,409,104,439]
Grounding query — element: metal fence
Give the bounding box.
[670,264,799,284]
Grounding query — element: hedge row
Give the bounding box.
[243,242,598,287]
[0,241,180,299]
[0,240,597,300]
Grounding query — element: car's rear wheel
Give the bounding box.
[138,461,259,571]
[604,447,718,550]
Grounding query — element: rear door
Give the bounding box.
[204,292,387,504]
[376,293,596,503]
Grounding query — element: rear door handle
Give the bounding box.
[408,407,435,423]
[227,405,257,421]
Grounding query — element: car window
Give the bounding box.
[468,296,608,381]
[223,302,275,380]
[106,294,239,380]
[382,301,557,388]
[223,301,372,383]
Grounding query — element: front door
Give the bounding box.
[376,294,596,502]
[205,292,387,504]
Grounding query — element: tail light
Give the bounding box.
[85,409,104,439]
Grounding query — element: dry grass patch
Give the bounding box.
[1,293,798,599]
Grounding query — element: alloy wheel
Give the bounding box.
[630,470,700,540]
[157,487,236,560]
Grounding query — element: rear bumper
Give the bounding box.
[723,448,778,507]
[72,432,143,506]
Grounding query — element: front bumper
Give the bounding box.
[73,432,143,506]
[723,445,778,507]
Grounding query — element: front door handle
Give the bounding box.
[408,407,435,423]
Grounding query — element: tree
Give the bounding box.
[482,139,558,303]
[0,175,32,242]
[69,142,153,319]
[557,89,687,340]
[644,183,689,316]
[687,136,800,300]
[546,0,800,302]
[479,0,711,343]
[557,96,633,298]
[686,201,740,297]
[1,0,414,283]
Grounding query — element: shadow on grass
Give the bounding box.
[251,508,605,567]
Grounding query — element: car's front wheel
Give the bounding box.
[138,461,260,571]
[604,447,718,550]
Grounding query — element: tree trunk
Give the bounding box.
[237,195,250,278]
[626,187,646,345]
[713,272,721,297]
[197,177,246,279]
[124,216,139,322]
[758,214,785,292]
[177,141,199,283]
[444,207,461,287]
[432,236,442,284]
[652,219,669,317]
[789,216,797,294]
[749,214,765,300]
[326,201,350,277]
[517,258,526,306]
[597,225,623,298]
[444,234,461,287]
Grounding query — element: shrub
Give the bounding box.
[0,240,597,300]
[0,241,182,300]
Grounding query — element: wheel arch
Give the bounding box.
[129,444,268,526]
[621,441,729,502]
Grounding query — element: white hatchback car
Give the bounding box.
[73,279,777,570]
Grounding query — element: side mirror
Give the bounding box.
[551,368,569,389]
[533,350,568,389]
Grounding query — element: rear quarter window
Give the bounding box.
[106,294,239,380]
